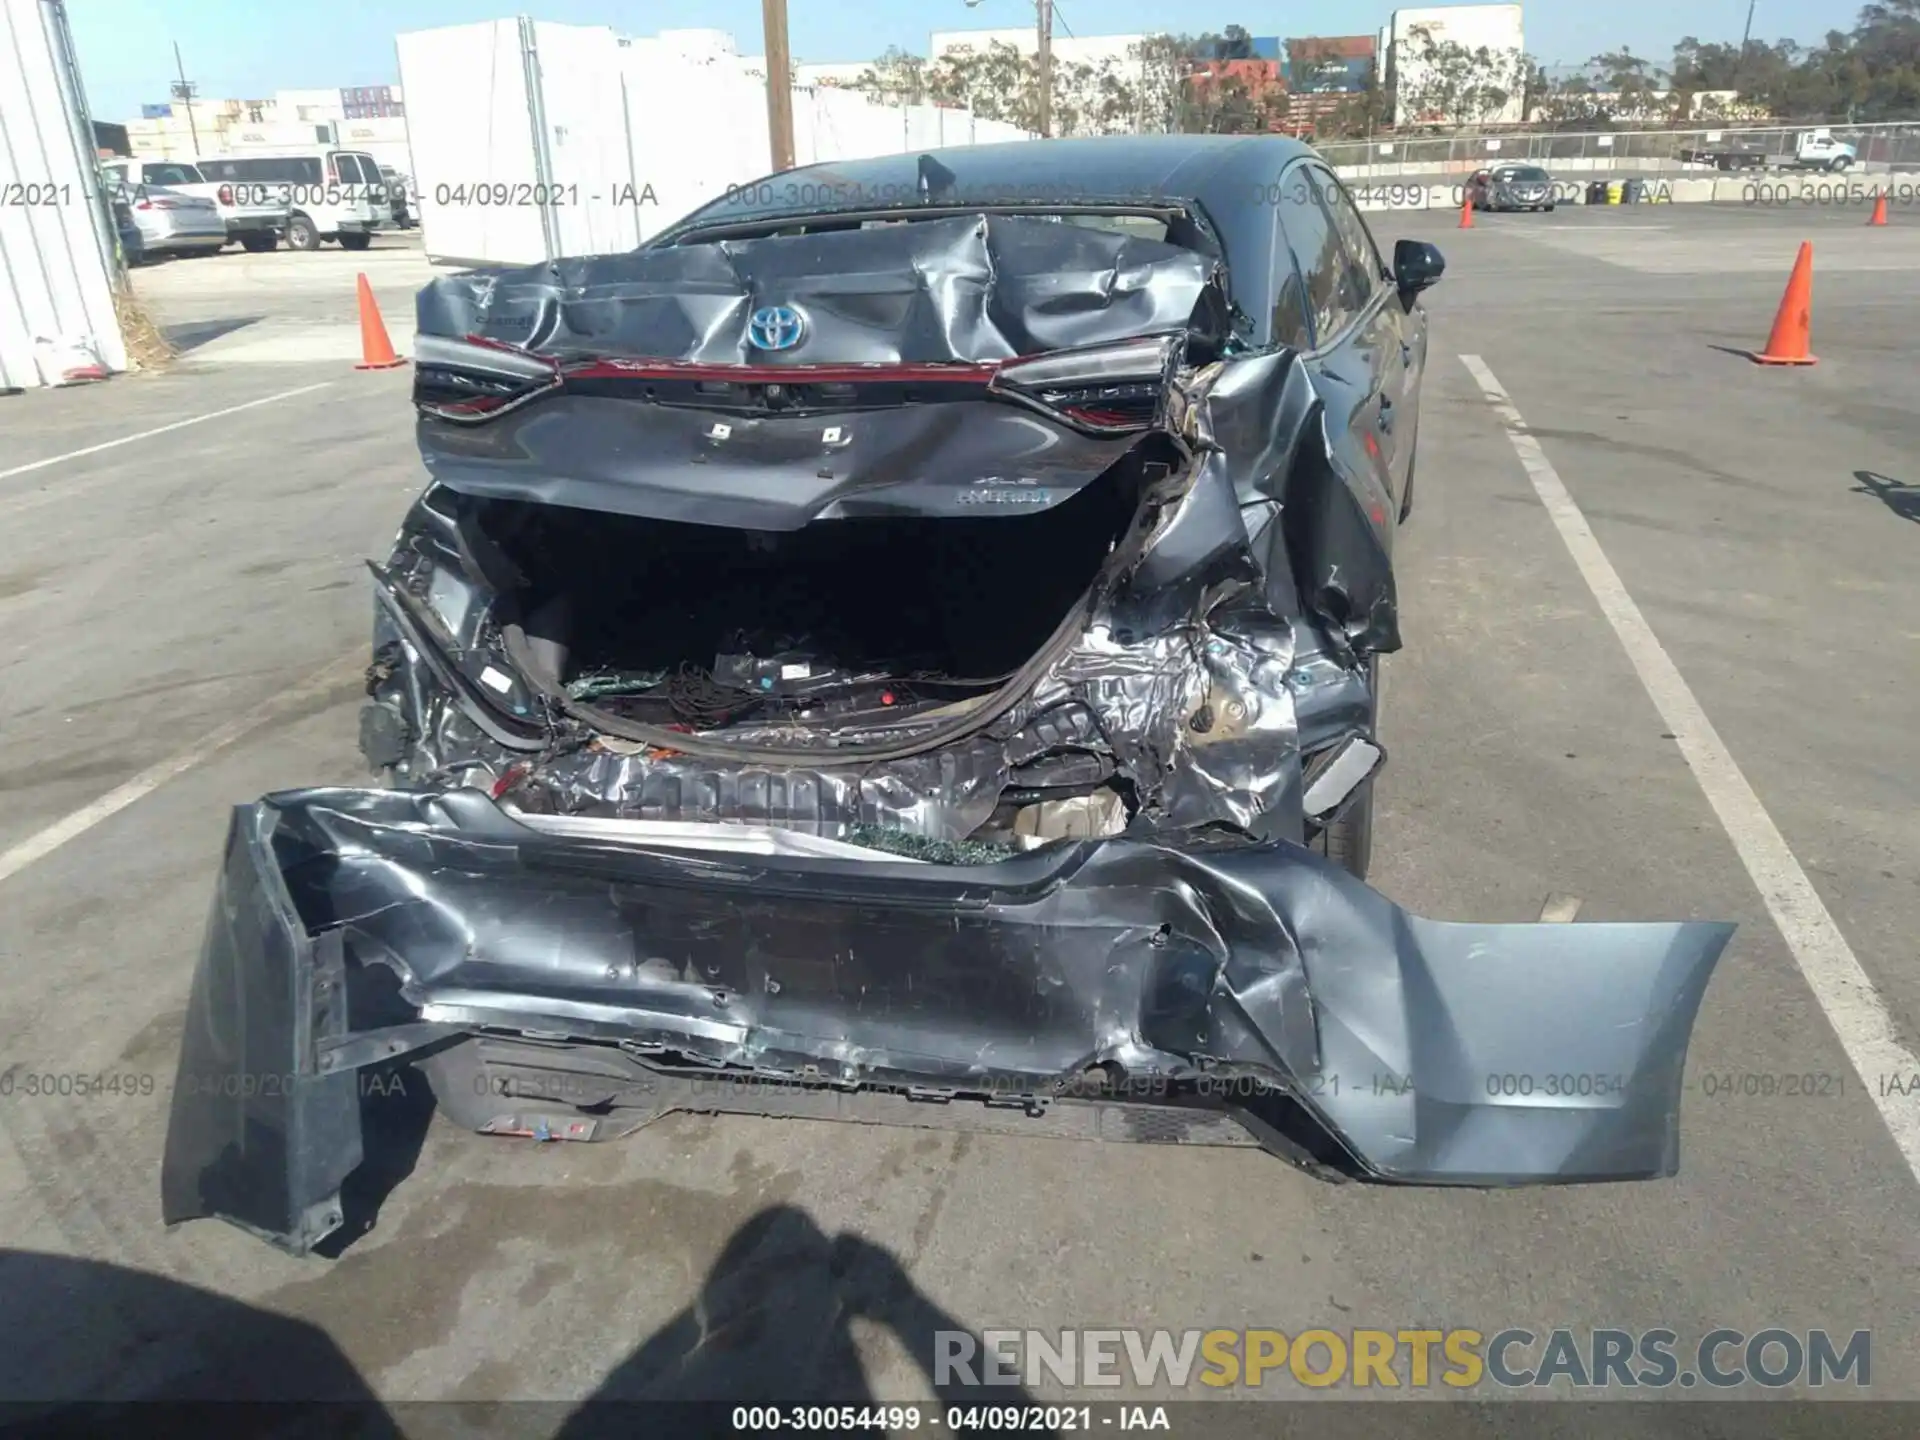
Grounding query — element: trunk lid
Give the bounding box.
[412,212,1229,525]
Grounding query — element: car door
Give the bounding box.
[1272,162,1402,535]
[1316,165,1422,506]
[329,153,383,226]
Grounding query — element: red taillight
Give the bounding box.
[989,335,1178,432]
[218,184,234,205]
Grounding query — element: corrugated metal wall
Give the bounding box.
[0,0,126,389]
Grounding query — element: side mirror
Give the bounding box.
[1394,239,1446,294]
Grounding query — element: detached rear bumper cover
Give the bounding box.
[162,788,1733,1254]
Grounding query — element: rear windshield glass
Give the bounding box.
[143,163,204,185]
[718,210,1175,245]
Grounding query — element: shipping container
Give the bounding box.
[0,0,127,389]
[396,18,1031,268]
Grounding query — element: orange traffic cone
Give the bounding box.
[1867,193,1888,226]
[354,273,406,370]
[1751,242,1816,366]
[1458,194,1474,228]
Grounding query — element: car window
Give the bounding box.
[1272,166,1350,348]
[210,156,322,184]
[1270,263,1311,351]
[145,163,203,185]
[1313,167,1387,297]
[333,154,377,185]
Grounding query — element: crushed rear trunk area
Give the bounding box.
[161,200,1736,1257]
[479,457,1141,733]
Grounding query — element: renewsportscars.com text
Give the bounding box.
[935,1327,1870,1391]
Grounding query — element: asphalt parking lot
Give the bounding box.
[1,204,1917,1430]
[128,229,438,365]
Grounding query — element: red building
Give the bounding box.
[1183,58,1289,132]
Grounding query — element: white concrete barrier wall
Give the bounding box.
[1348,173,1920,213]
[398,18,1032,267]
[0,0,127,387]
[396,21,548,269]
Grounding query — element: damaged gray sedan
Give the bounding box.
[161,136,1734,1255]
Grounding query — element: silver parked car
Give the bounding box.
[112,180,227,261]
[101,158,288,250]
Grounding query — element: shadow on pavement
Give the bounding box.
[1852,469,1920,523]
[160,317,266,353]
[0,1205,1033,1438]
[0,1248,402,1436]
[312,1062,438,1260]
[555,1203,1036,1426]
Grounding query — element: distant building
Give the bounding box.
[794,62,877,88]
[120,87,408,163]
[1184,59,1288,130]
[927,26,1163,134]
[1285,35,1374,91]
[1379,4,1525,127]
[341,85,404,119]
[928,27,1156,76]
[1526,87,1766,124]
[1284,35,1375,128]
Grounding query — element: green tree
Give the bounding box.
[1395,23,1526,125]
[853,46,929,107]
[1217,25,1256,61]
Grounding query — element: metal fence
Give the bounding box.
[1319,120,1920,172]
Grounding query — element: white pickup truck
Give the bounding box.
[100,159,291,250]
[1680,129,1858,173]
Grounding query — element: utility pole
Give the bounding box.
[1035,0,1053,137]
[1735,0,1756,104]
[761,0,795,172]
[171,42,201,157]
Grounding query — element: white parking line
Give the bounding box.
[1460,353,1920,1186]
[0,652,364,888]
[0,382,333,485]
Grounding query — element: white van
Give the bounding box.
[99,158,289,250]
[194,149,391,250]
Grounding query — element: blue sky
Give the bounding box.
[71,0,1855,121]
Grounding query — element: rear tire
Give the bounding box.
[286,213,320,250]
[339,231,372,251]
[239,232,277,253]
[1319,778,1374,881]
